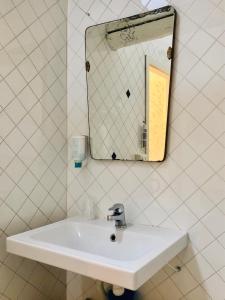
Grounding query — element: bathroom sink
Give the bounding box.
[7,218,188,290]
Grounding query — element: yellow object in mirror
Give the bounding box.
[147,66,170,161]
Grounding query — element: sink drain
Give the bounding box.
[110,233,116,242]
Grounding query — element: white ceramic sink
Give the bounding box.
[7,218,188,290]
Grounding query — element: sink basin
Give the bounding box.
[7,218,188,290]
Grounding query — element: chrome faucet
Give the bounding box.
[107,203,127,229]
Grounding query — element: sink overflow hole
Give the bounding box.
[110,233,116,242]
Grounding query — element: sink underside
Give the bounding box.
[7,218,188,290]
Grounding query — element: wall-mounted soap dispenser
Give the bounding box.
[71,135,88,168]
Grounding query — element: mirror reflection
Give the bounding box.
[86,6,176,162]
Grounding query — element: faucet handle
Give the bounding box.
[109,203,124,214]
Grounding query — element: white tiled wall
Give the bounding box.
[67,0,225,299]
[0,0,67,299]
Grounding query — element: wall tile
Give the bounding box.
[0,0,67,299]
[67,1,225,299]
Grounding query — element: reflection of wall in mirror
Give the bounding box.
[87,28,172,160]
[87,28,146,160]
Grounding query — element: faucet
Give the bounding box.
[107,203,127,229]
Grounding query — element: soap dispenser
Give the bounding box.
[71,135,88,168]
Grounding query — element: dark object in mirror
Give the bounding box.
[86,6,176,162]
[126,90,131,98]
[112,152,117,160]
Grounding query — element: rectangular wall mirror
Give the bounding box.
[86,6,176,162]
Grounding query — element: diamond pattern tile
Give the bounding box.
[0,0,67,299]
[67,0,225,299]
[0,0,224,299]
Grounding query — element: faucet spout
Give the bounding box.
[107,203,127,229]
[107,215,116,221]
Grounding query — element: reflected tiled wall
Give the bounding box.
[0,0,67,299]
[87,30,171,160]
[87,33,146,160]
[68,0,225,299]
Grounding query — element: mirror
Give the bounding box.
[86,6,176,162]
